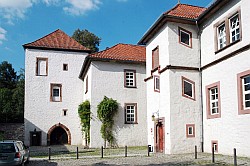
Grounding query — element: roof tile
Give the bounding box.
[23,29,90,51]
[89,44,145,62]
[165,4,206,19]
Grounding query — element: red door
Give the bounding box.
[156,123,164,152]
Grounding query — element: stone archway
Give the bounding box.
[47,123,71,145]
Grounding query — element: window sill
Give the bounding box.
[36,75,48,76]
[182,94,195,101]
[215,39,241,54]
[125,122,138,124]
[124,86,137,89]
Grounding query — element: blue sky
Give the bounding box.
[0,0,212,71]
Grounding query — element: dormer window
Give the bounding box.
[179,27,192,48]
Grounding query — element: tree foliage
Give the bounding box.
[0,61,17,89]
[72,29,101,53]
[0,61,24,123]
[78,100,91,147]
[97,96,118,147]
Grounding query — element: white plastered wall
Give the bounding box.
[24,49,87,146]
[86,61,147,148]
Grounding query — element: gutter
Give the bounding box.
[196,20,204,153]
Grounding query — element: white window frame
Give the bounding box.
[210,87,219,115]
[188,126,193,135]
[154,76,160,92]
[217,23,226,49]
[186,124,195,138]
[182,77,195,100]
[242,75,250,110]
[124,70,136,88]
[125,104,137,124]
[230,13,240,43]
[179,27,192,48]
[51,84,62,102]
[36,57,48,76]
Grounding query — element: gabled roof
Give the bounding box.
[79,44,146,79]
[89,43,146,62]
[165,4,206,19]
[138,4,206,45]
[23,29,90,52]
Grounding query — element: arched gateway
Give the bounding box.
[47,123,71,145]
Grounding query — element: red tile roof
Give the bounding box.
[165,4,206,19]
[89,43,145,62]
[23,29,90,52]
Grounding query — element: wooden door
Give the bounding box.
[156,123,164,152]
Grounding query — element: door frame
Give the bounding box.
[154,117,165,153]
[30,131,41,146]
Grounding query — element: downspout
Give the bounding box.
[196,20,204,152]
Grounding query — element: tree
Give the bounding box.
[72,29,101,53]
[0,61,17,89]
[97,96,118,148]
[78,100,91,147]
[0,61,24,123]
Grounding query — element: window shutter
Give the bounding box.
[152,47,159,69]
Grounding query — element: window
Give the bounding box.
[182,76,195,100]
[217,23,226,49]
[124,70,136,88]
[230,13,240,43]
[50,84,62,102]
[63,109,67,116]
[63,64,68,71]
[179,27,192,48]
[152,46,159,70]
[215,10,241,52]
[85,76,88,94]
[206,82,221,119]
[211,140,218,152]
[186,124,195,138]
[154,76,160,92]
[36,57,48,76]
[237,70,250,114]
[125,103,137,124]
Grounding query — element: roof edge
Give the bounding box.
[23,45,92,53]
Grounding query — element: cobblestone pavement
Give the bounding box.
[27,153,250,166]
[27,146,250,166]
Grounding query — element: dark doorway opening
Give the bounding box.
[30,131,41,146]
[50,127,68,145]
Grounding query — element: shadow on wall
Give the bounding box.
[25,118,71,147]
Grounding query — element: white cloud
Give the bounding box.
[63,0,101,15]
[0,0,34,24]
[0,27,7,45]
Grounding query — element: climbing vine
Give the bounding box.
[97,96,118,148]
[78,100,91,147]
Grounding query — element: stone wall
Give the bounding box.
[0,123,24,141]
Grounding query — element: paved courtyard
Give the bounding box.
[28,152,250,166]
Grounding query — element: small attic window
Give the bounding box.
[179,27,192,48]
[63,64,68,71]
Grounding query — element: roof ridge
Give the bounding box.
[89,43,120,56]
[24,29,61,46]
[164,3,205,15]
[90,43,144,57]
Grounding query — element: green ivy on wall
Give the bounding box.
[78,100,91,147]
[97,96,118,148]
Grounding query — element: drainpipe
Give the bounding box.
[196,20,204,152]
